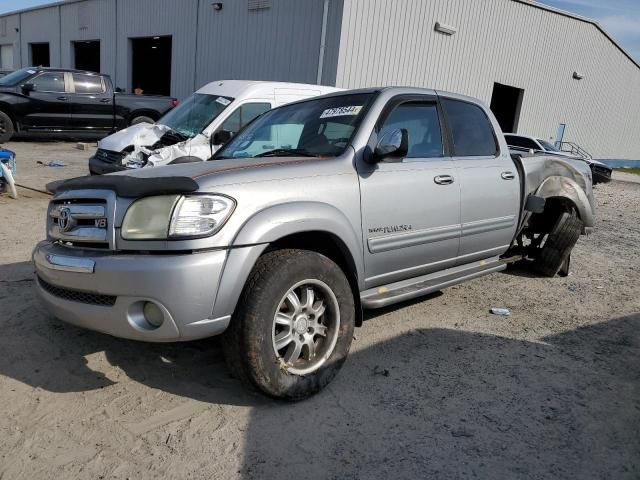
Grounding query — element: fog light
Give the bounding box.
[143,302,164,327]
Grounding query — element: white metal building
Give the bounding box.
[1,0,639,161]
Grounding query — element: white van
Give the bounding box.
[89,80,342,174]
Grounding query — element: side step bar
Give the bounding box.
[361,257,511,309]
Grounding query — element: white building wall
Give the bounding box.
[59,0,117,78]
[0,14,20,69]
[194,0,328,91]
[19,6,61,67]
[335,0,640,160]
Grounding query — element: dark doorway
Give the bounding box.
[30,42,50,67]
[489,82,524,133]
[73,40,100,73]
[130,36,172,96]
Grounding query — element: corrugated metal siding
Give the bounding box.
[335,0,640,159]
[20,6,61,66]
[0,14,20,69]
[320,0,344,86]
[194,0,325,90]
[60,0,116,76]
[115,0,199,99]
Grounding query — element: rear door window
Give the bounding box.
[72,73,104,94]
[442,99,498,157]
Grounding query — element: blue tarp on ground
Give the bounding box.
[0,148,16,178]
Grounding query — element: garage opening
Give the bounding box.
[30,42,50,67]
[490,82,524,134]
[130,36,171,96]
[73,40,100,73]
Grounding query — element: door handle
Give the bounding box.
[99,98,111,103]
[434,175,454,185]
[501,171,515,180]
[57,96,68,101]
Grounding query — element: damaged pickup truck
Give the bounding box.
[89,80,341,174]
[35,87,594,400]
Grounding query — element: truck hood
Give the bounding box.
[116,156,317,180]
[98,122,172,151]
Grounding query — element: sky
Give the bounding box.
[0,0,638,62]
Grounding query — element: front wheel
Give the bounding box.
[223,249,355,400]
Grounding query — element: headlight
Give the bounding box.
[169,195,235,237]
[121,195,179,240]
[121,194,235,240]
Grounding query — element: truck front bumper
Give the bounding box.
[33,241,235,342]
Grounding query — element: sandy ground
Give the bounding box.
[0,142,638,479]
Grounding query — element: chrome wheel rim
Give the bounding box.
[271,279,340,376]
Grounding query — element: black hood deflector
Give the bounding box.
[47,175,199,198]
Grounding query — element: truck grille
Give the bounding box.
[38,276,117,306]
[95,148,125,164]
[48,198,111,249]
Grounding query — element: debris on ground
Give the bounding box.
[0,148,17,199]
[37,160,66,167]
[372,366,390,377]
[75,142,94,151]
[490,307,511,316]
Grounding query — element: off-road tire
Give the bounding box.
[0,111,14,143]
[130,115,155,126]
[222,249,355,400]
[533,211,583,277]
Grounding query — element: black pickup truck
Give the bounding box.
[0,67,177,142]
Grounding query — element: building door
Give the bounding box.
[130,36,172,96]
[30,42,50,67]
[489,82,524,133]
[0,45,13,70]
[73,40,100,73]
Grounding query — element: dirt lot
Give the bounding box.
[0,141,638,479]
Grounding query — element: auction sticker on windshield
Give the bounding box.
[320,106,363,118]
[216,97,231,106]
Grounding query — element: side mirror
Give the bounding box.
[212,129,233,146]
[21,83,35,94]
[369,128,408,163]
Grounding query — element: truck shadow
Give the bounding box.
[236,314,640,479]
[0,260,638,477]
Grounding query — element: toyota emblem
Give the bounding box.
[58,207,72,232]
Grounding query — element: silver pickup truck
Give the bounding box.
[33,87,594,400]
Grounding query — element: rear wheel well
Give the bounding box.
[127,110,159,124]
[265,231,363,326]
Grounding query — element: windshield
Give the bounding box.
[537,139,560,152]
[214,93,374,159]
[0,67,37,86]
[157,93,233,138]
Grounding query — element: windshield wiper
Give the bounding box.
[255,148,317,158]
